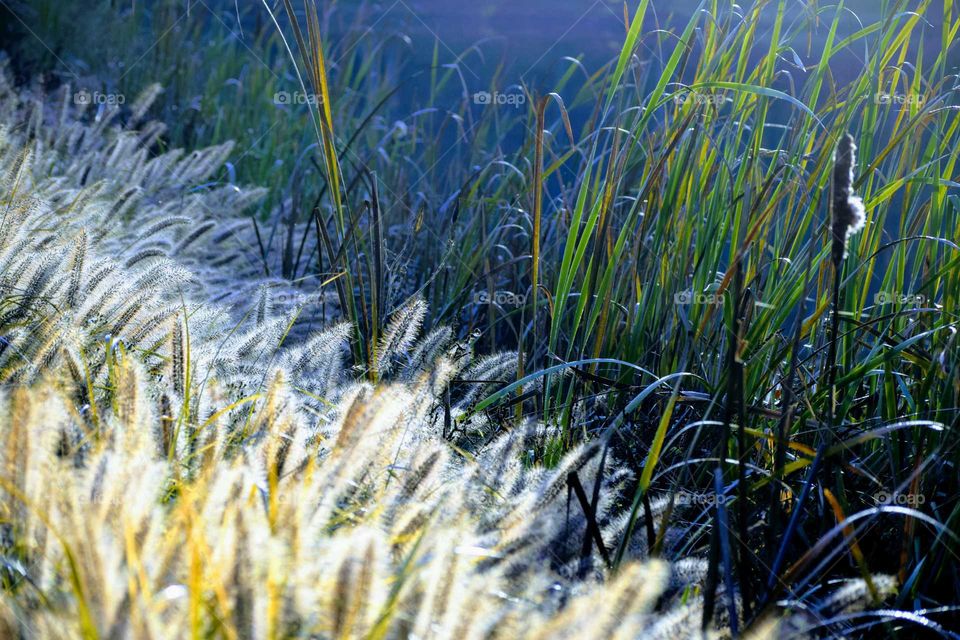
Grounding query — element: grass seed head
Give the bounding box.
[830,133,866,264]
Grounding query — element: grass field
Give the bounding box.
[1,0,959,637]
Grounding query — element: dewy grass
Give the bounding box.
[1,0,959,636]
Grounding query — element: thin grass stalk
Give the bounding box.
[525,94,571,420]
[716,253,754,621]
[269,0,367,369]
[767,245,814,591]
[823,487,881,604]
[716,467,739,638]
[703,475,722,633]
[526,97,546,378]
[764,444,825,601]
[367,171,384,382]
[567,470,611,570]
[823,264,842,482]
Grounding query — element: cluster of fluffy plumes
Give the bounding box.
[0,347,898,639]
[0,60,329,359]
[1,350,840,640]
[0,66,894,638]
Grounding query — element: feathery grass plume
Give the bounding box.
[537,559,671,639]
[135,215,192,243]
[253,285,274,328]
[283,321,350,383]
[454,351,517,411]
[123,247,166,268]
[65,230,86,309]
[373,295,426,379]
[127,83,163,128]
[172,219,216,254]
[817,575,898,615]
[400,325,453,381]
[830,133,866,265]
[170,316,185,396]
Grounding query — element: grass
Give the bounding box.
[2,0,960,636]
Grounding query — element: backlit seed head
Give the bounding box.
[830,133,866,264]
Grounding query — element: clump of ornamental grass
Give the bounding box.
[0,59,337,384]
[0,62,905,639]
[0,356,817,639]
[7,0,957,629]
